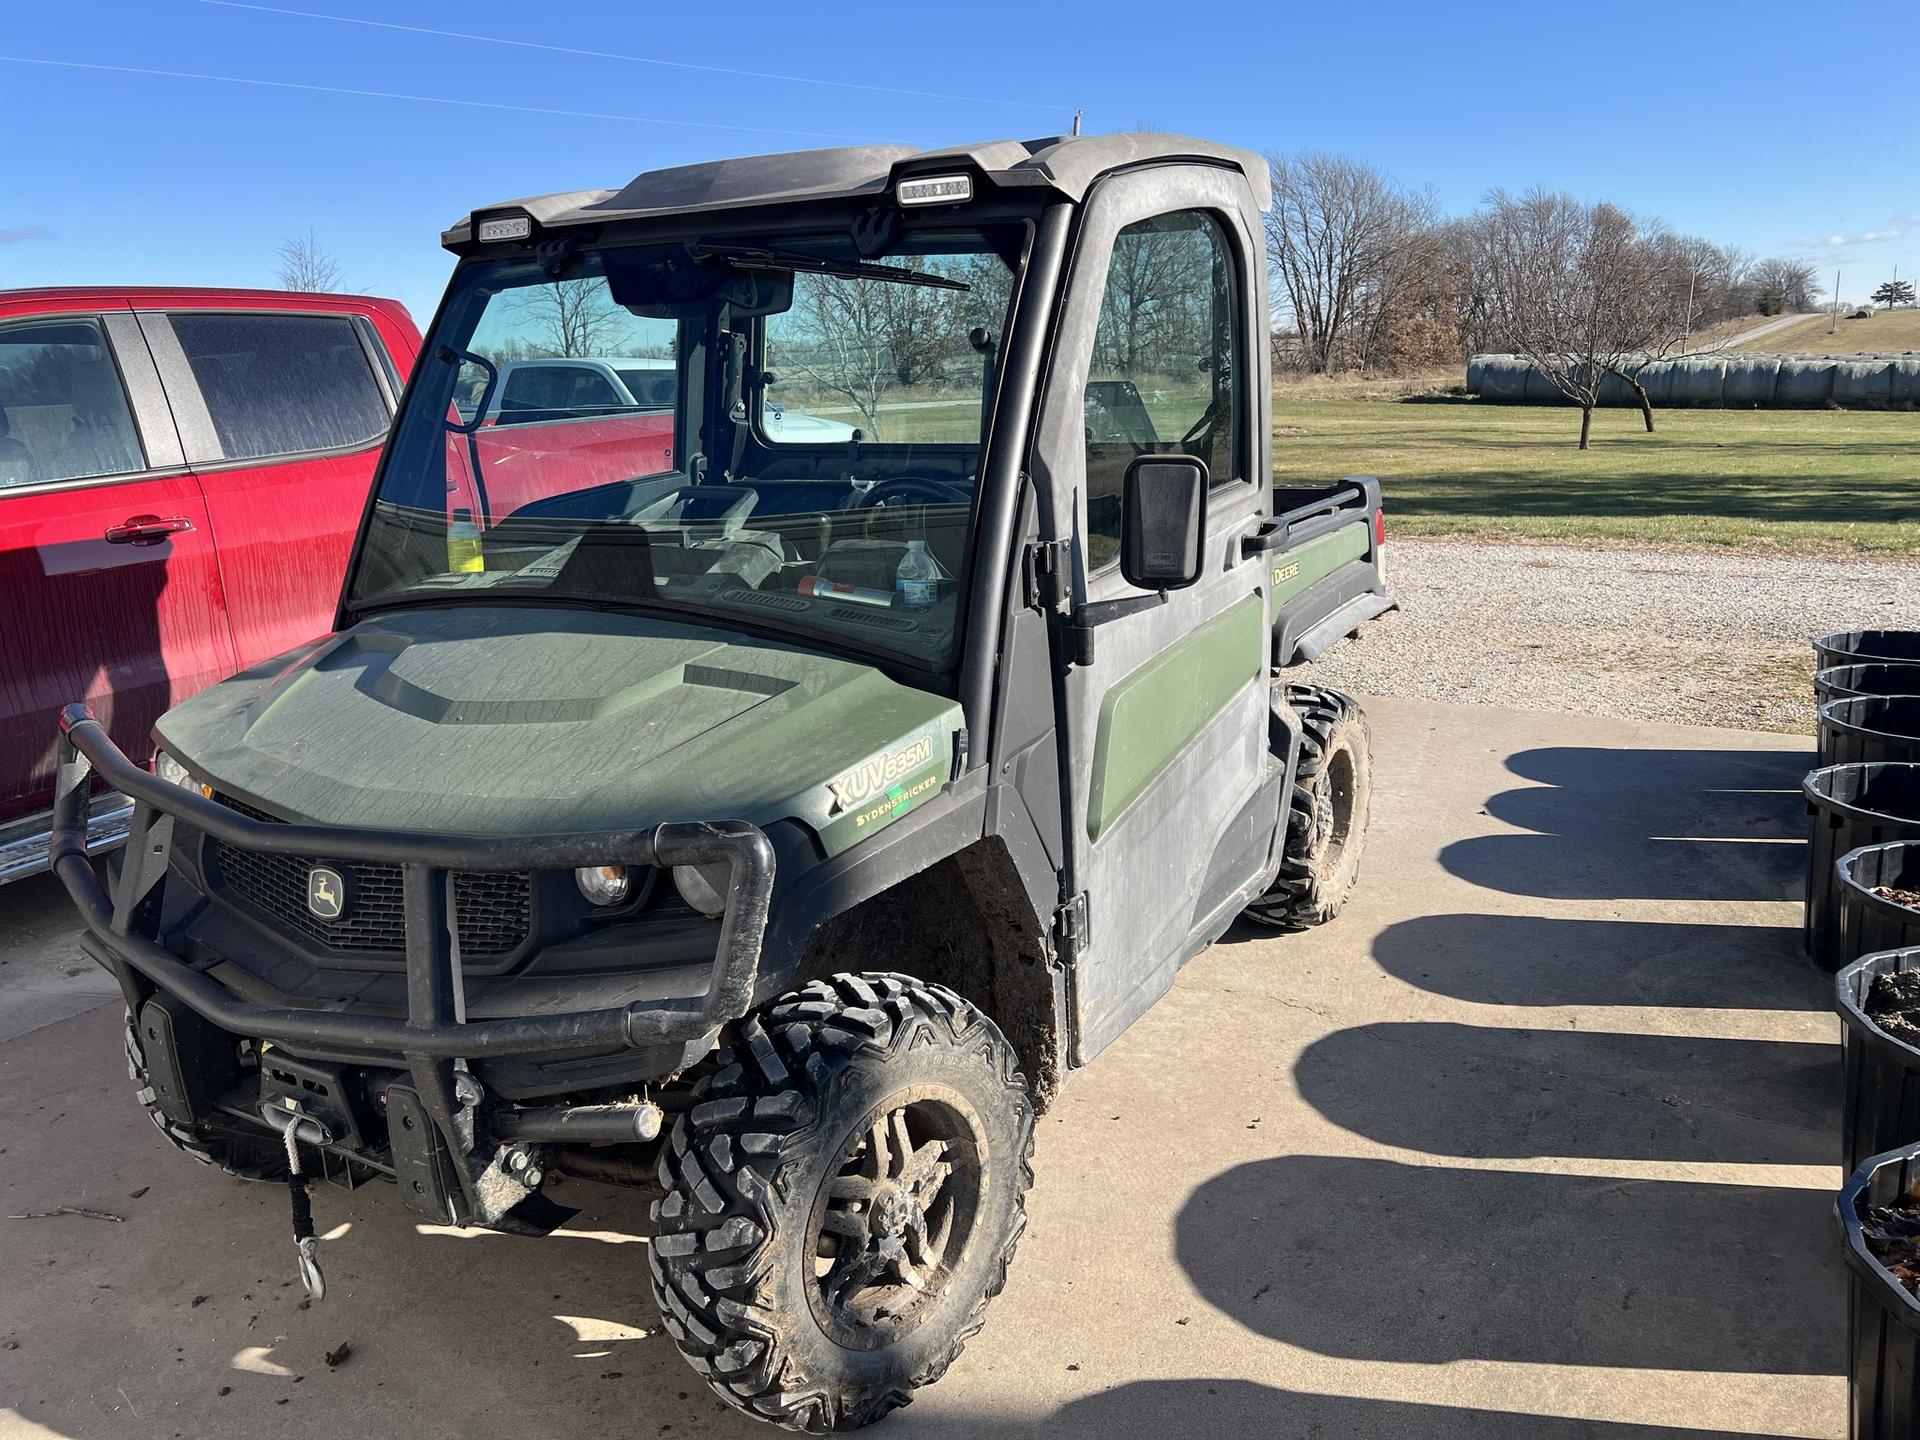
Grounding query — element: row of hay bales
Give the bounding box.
[1467,353,1920,409]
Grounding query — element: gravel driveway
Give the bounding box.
[1311,537,1920,733]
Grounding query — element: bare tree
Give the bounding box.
[873,278,954,388]
[1748,256,1821,315]
[784,275,897,437]
[1465,188,1691,448]
[274,229,344,293]
[1264,153,1429,373]
[508,279,632,358]
[1094,216,1213,375]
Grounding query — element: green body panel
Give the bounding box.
[1086,592,1265,841]
[1270,522,1369,606]
[155,607,959,857]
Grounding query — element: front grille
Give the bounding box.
[207,794,531,958]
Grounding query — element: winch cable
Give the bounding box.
[282,1119,325,1301]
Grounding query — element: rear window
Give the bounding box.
[171,313,388,462]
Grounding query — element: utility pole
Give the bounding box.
[1830,267,1841,334]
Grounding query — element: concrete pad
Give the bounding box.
[0,874,121,1045]
[0,696,1843,1439]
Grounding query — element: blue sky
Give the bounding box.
[3,0,1915,322]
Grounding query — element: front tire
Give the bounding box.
[124,1009,287,1182]
[1243,684,1372,929]
[650,973,1035,1433]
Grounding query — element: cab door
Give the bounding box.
[0,309,230,830]
[1029,168,1279,1063]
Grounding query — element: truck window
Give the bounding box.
[0,319,146,489]
[1083,210,1241,568]
[498,364,626,424]
[614,367,676,409]
[170,313,389,462]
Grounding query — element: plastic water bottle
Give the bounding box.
[447,509,484,573]
[896,539,938,608]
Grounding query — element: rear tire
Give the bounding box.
[649,973,1034,1433]
[124,1009,286,1183]
[1243,684,1372,930]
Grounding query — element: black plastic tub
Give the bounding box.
[1836,950,1920,1172]
[1838,1140,1920,1440]
[1819,664,1920,706]
[1808,767,1920,968]
[1822,697,1920,770]
[1820,630,1920,669]
[1840,842,1920,970]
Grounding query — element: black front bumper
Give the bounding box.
[51,703,775,1064]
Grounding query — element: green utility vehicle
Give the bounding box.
[52,134,1390,1431]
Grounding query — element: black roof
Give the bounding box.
[443,133,1268,249]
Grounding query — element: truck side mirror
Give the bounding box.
[1120,454,1207,591]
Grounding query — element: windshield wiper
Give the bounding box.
[688,241,969,292]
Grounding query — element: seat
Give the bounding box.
[54,361,142,481]
[0,408,30,482]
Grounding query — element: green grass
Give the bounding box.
[1734,308,1920,354]
[1270,392,1920,554]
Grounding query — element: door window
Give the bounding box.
[0,320,146,488]
[1083,210,1241,568]
[497,364,627,424]
[170,312,388,462]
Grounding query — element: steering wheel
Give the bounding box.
[854,476,971,510]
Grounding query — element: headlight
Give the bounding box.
[154,751,195,789]
[574,865,631,907]
[672,864,729,918]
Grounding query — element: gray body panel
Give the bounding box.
[443,134,1270,249]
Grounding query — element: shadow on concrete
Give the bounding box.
[1372,913,1828,1011]
[1441,744,1809,902]
[1295,1021,1836,1165]
[896,1379,1809,1439]
[1175,1155,1841,1375]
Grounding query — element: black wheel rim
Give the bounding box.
[806,1088,983,1350]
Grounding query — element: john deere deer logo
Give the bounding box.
[306,867,346,921]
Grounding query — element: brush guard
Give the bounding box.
[49,702,776,1245]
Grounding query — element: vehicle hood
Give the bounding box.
[155,606,960,856]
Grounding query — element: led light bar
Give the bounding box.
[476,214,533,243]
[896,174,973,207]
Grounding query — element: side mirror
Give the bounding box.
[438,346,499,435]
[1120,454,1207,591]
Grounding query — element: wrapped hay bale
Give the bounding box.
[1775,357,1835,406]
[1834,360,1895,409]
[1637,360,1675,406]
[1597,367,1636,406]
[1466,356,1487,395]
[1669,356,1727,407]
[1721,354,1781,406]
[1891,358,1920,408]
[1524,361,1572,404]
[1478,355,1531,402]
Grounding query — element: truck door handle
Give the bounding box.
[1239,519,1290,560]
[105,515,195,546]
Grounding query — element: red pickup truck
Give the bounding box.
[0,287,421,881]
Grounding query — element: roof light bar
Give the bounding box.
[476,214,532,243]
[896,174,972,208]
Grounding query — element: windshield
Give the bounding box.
[350,226,1024,668]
